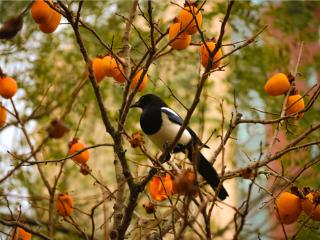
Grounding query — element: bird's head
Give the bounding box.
[130,94,167,109]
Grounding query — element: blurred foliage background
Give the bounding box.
[0,1,319,239]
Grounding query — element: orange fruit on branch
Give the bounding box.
[111,58,126,84]
[39,4,61,34]
[55,192,74,217]
[178,3,202,35]
[275,191,302,224]
[113,70,126,84]
[68,138,90,164]
[89,58,106,83]
[286,94,305,119]
[0,76,18,99]
[102,55,117,77]
[199,40,223,69]
[168,18,191,50]
[130,69,148,92]
[0,105,7,128]
[264,73,290,96]
[12,227,32,240]
[149,173,174,201]
[31,0,53,24]
[302,192,320,221]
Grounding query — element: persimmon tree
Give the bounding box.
[0,1,319,240]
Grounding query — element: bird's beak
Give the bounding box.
[130,100,140,108]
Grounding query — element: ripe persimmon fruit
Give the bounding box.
[149,173,174,201]
[111,58,126,84]
[264,73,290,96]
[55,192,74,217]
[102,55,117,77]
[39,4,61,33]
[12,227,32,240]
[0,105,7,128]
[113,71,126,84]
[0,76,18,99]
[275,191,302,224]
[31,0,53,24]
[90,58,106,83]
[302,192,320,221]
[178,3,202,35]
[168,18,191,50]
[68,139,90,164]
[130,69,148,92]
[199,40,223,69]
[286,94,305,119]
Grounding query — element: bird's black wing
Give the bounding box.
[161,107,209,148]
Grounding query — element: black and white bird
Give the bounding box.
[130,94,228,200]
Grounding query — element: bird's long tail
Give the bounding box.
[188,148,229,200]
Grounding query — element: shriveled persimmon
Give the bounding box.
[130,69,148,92]
[173,169,198,195]
[264,73,290,96]
[275,191,302,224]
[168,18,191,50]
[286,94,305,119]
[39,4,61,33]
[199,40,223,69]
[178,3,202,35]
[0,76,18,99]
[302,192,320,221]
[31,0,53,24]
[149,173,174,201]
[0,105,6,128]
[12,227,32,240]
[68,138,90,164]
[55,192,74,217]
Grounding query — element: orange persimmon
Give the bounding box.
[12,227,32,240]
[149,173,174,201]
[302,192,320,221]
[102,55,117,77]
[0,105,6,128]
[0,76,18,99]
[111,58,126,84]
[286,94,305,119]
[55,192,74,217]
[130,69,148,92]
[275,191,302,224]
[199,40,223,69]
[264,73,290,96]
[178,4,202,35]
[69,139,90,164]
[31,0,53,24]
[90,58,106,83]
[39,4,61,33]
[168,18,191,50]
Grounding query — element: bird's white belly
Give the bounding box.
[148,113,191,150]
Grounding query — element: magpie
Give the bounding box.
[130,94,228,200]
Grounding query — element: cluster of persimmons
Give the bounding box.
[168,2,223,70]
[264,72,305,118]
[275,189,320,225]
[31,0,61,34]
